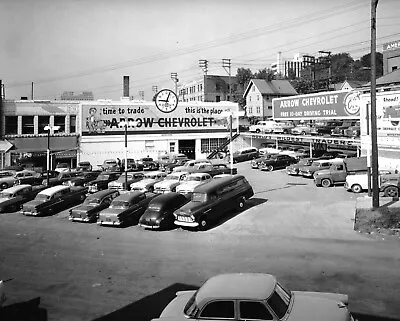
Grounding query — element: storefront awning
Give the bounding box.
[0,140,13,152]
[12,136,78,153]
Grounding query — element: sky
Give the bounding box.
[1,0,400,101]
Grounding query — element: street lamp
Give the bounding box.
[44,125,60,186]
[119,120,138,190]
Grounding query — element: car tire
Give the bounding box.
[0,183,9,189]
[321,178,332,188]
[383,186,399,198]
[256,129,260,133]
[267,165,274,172]
[301,131,306,135]
[237,197,246,210]
[351,184,363,193]
[148,186,154,193]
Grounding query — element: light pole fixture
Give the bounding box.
[222,59,232,101]
[119,120,138,191]
[44,125,60,186]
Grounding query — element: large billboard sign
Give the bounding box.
[383,40,400,52]
[272,90,361,120]
[80,100,237,135]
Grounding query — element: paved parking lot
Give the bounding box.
[0,162,400,321]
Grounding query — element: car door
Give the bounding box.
[238,300,275,321]
[332,163,346,182]
[198,300,236,320]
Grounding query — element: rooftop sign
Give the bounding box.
[383,40,400,52]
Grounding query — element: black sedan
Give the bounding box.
[138,192,189,230]
[0,184,47,213]
[258,154,297,171]
[69,189,120,223]
[87,172,121,193]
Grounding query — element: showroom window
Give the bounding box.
[38,116,50,134]
[201,138,228,153]
[5,116,18,135]
[70,115,76,133]
[22,116,34,134]
[54,115,66,133]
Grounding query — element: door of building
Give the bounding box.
[178,140,196,159]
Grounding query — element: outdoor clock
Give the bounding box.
[154,89,178,113]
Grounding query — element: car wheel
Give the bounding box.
[199,217,208,230]
[351,184,362,193]
[321,178,332,188]
[237,197,246,210]
[256,129,260,133]
[0,183,9,189]
[233,159,238,164]
[267,165,274,172]
[301,131,306,135]
[384,186,399,198]
[148,186,154,193]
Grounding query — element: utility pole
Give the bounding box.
[222,58,232,101]
[139,90,145,100]
[319,51,332,90]
[370,0,380,208]
[303,55,316,91]
[171,73,179,95]
[31,82,34,100]
[199,59,208,75]
[0,80,3,141]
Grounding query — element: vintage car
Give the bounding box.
[310,120,342,136]
[174,175,253,230]
[130,171,167,193]
[272,121,295,134]
[161,158,191,173]
[20,185,87,216]
[175,173,212,198]
[15,170,59,186]
[108,172,144,190]
[54,162,71,173]
[63,171,101,187]
[42,171,83,187]
[290,123,313,135]
[343,121,361,138]
[331,120,358,136]
[258,154,297,171]
[344,169,399,193]
[69,189,120,223]
[380,176,400,197]
[97,191,158,226]
[184,163,237,176]
[152,273,355,321]
[153,171,189,194]
[137,157,160,171]
[173,159,211,172]
[121,158,144,172]
[232,147,259,163]
[138,192,189,230]
[251,154,280,169]
[0,184,47,213]
[0,170,39,190]
[102,159,119,172]
[87,172,120,193]
[299,159,341,178]
[249,119,279,133]
[76,161,92,172]
[286,157,319,175]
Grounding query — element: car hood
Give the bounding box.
[140,209,164,221]
[175,201,205,215]
[71,204,98,213]
[288,291,349,321]
[98,207,125,216]
[314,168,331,175]
[132,179,158,187]
[300,165,320,171]
[178,181,202,188]
[155,181,179,189]
[159,290,196,318]
[173,166,186,172]
[23,199,47,209]
[0,197,13,204]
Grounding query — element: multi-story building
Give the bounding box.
[243,79,298,120]
[271,52,315,78]
[178,75,238,103]
[0,100,80,169]
[61,91,94,101]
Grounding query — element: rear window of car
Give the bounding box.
[192,192,208,202]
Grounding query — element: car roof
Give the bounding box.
[144,171,165,176]
[113,191,144,201]
[148,192,185,206]
[168,171,189,176]
[2,184,32,193]
[196,273,276,307]
[39,185,70,196]
[88,189,118,199]
[188,172,210,178]
[194,175,246,194]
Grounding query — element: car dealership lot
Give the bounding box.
[0,162,399,321]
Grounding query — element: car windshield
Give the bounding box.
[192,192,207,202]
[0,192,13,198]
[148,204,161,211]
[97,174,110,180]
[105,161,117,165]
[187,176,202,182]
[165,175,180,181]
[267,283,291,319]
[36,194,50,200]
[184,290,200,318]
[311,161,321,166]
[111,201,129,208]
[0,172,13,177]
[144,174,157,179]
[85,198,100,204]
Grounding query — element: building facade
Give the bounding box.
[61,91,94,101]
[178,75,238,103]
[243,79,298,120]
[383,40,400,75]
[271,52,315,78]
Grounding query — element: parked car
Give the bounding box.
[0,184,47,213]
[121,158,144,172]
[380,176,400,197]
[232,147,259,163]
[87,172,120,193]
[54,162,71,173]
[153,273,355,321]
[310,120,342,136]
[344,169,399,193]
[286,157,320,176]
[249,120,279,133]
[185,163,237,176]
[102,159,119,172]
[343,121,361,138]
[137,157,159,171]
[331,120,358,136]
[97,191,158,226]
[161,158,192,173]
[63,171,101,187]
[299,159,342,178]
[130,171,167,192]
[272,121,295,134]
[20,185,87,216]
[250,153,279,169]
[290,124,313,135]
[0,170,41,189]
[108,172,144,190]
[153,171,189,194]
[258,154,297,171]
[69,189,120,223]
[42,171,83,187]
[138,192,189,230]
[174,175,254,230]
[76,161,92,172]
[173,159,211,172]
[158,153,187,166]
[258,147,280,155]
[175,173,213,198]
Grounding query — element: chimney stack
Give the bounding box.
[123,76,129,98]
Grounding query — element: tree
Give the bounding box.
[359,52,383,78]
[290,79,313,94]
[253,68,275,81]
[235,68,253,92]
[330,53,354,83]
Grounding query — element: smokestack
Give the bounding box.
[123,76,129,98]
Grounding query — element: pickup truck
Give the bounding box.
[185,163,237,176]
[313,157,367,187]
[344,169,399,193]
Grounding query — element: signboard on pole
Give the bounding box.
[272,90,361,120]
